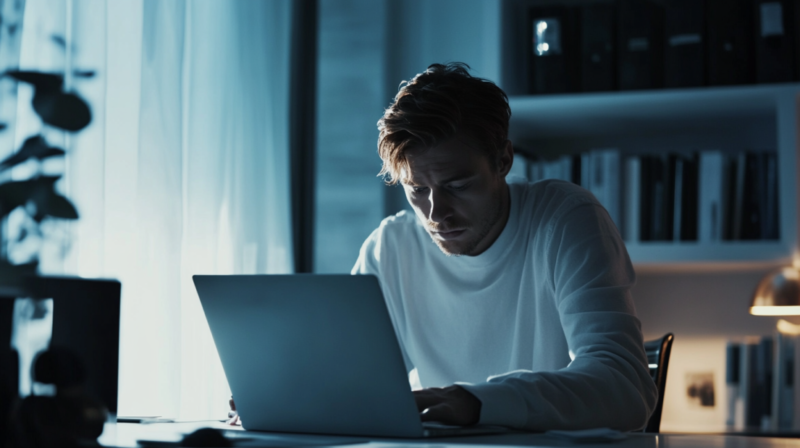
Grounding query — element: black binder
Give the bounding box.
[528,6,580,94]
[707,0,755,86]
[673,153,698,241]
[664,0,705,88]
[739,152,763,240]
[617,0,664,90]
[581,2,616,92]
[761,152,779,240]
[754,0,795,83]
[640,153,676,241]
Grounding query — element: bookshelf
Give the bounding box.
[507,83,800,268]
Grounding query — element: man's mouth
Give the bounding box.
[432,229,466,240]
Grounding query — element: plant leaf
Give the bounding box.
[6,71,63,92]
[51,34,66,48]
[32,91,91,132]
[0,135,64,171]
[0,176,60,217]
[35,192,78,221]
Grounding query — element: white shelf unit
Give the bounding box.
[507,83,800,267]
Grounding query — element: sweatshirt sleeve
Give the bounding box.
[460,198,657,432]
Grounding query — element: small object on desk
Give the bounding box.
[181,427,233,447]
[546,428,627,443]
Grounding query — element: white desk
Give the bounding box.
[97,421,800,448]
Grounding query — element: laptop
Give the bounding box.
[193,274,507,438]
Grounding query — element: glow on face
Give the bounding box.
[401,135,508,256]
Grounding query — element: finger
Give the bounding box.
[413,389,444,412]
[420,403,456,424]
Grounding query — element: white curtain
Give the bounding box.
[6,0,294,419]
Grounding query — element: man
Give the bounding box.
[351,63,657,431]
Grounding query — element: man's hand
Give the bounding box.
[413,385,481,426]
[227,396,241,426]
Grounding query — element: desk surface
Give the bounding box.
[97,421,800,448]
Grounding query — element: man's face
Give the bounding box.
[401,133,513,256]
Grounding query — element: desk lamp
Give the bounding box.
[750,266,800,316]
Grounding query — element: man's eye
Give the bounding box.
[411,186,427,194]
[449,183,468,191]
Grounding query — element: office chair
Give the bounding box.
[642,333,674,433]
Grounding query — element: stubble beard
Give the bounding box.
[428,192,504,257]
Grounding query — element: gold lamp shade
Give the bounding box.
[750,267,800,316]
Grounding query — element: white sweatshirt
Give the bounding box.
[351,179,657,432]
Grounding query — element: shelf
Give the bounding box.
[626,241,792,269]
[509,83,798,142]
[506,83,800,268]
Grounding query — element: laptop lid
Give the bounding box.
[193,274,424,438]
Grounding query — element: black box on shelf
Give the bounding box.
[707,0,755,86]
[754,0,795,83]
[664,0,705,88]
[581,2,616,92]
[528,5,580,94]
[617,0,665,90]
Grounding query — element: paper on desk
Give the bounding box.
[546,428,626,443]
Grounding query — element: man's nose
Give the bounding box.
[428,188,453,223]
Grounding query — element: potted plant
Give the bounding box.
[0,53,121,448]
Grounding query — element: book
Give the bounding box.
[571,154,582,185]
[754,0,795,83]
[756,337,774,429]
[587,149,622,229]
[672,153,698,241]
[581,152,591,189]
[740,153,764,240]
[772,332,794,430]
[731,152,747,240]
[529,159,545,183]
[617,0,665,90]
[698,151,729,242]
[707,0,755,86]
[726,342,741,428]
[623,157,641,243]
[581,2,616,92]
[740,339,767,429]
[642,154,676,241]
[761,151,780,240]
[664,0,705,88]
[639,156,653,241]
[673,156,685,240]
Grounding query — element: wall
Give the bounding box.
[634,267,792,432]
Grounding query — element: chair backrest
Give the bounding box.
[642,333,674,433]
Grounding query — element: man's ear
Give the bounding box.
[496,140,514,177]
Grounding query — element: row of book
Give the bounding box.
[518,149,780,242]
[528,0,798,94]
[726,331,800,430]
